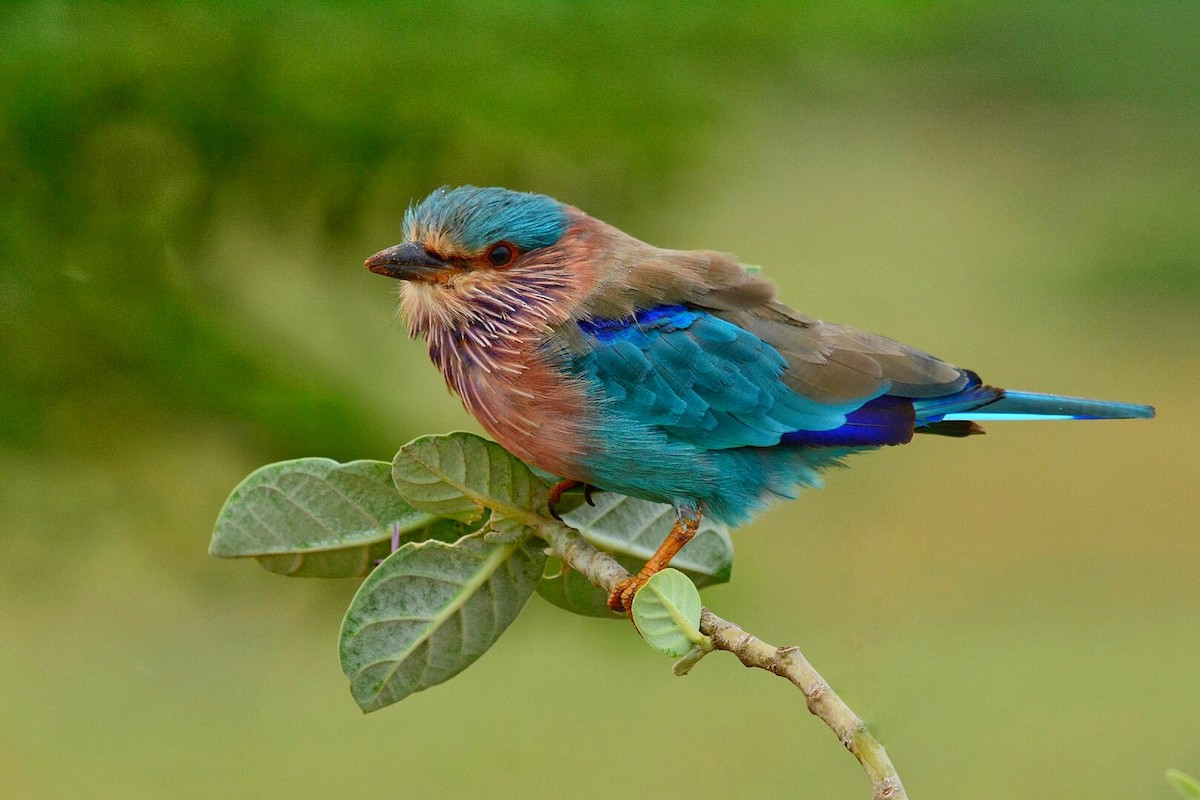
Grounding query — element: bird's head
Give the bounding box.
[366,186,570,282]
[366,186,586,336]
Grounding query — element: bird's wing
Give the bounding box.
[576,244,969,405]
[570,305,933,449]
[712,301,970,404]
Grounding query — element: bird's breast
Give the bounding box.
[427,327,597,482]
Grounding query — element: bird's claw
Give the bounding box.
[607,575,647,617]
[547,479,598,521]
[546,479,578,521]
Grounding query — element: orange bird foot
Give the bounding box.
[606,505,703,618]
[607,575,648,615]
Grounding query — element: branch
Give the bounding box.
[699,610,906,800]
[529,515,908,800]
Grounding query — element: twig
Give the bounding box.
[700,610,906,800]
[530,516,908,800]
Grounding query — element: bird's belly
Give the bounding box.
[565,406,855,525]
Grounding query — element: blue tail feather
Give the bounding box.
[941,390,1155,421]
[909,368,1154,423]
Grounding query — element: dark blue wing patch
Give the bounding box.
[780,394,916,446]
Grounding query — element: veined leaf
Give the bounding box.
[537,493,734,617]
[253,518,474,577]
[392,432,547,524]
[339,534,546,712]
[631,569,705,658]
[210,458,450,578]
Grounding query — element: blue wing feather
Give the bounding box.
[782,395,917,446]
[574,306,891,450]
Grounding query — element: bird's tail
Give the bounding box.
[941,390,1156,421]
[911,372,1154,436]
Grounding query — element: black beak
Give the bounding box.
[364,242,449,281]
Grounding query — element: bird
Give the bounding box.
[365,185,1155,614]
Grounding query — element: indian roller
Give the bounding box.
[366,186,1155,613]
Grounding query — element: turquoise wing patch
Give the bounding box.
[574,306,873,450]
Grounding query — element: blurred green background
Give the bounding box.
[3,2,1198,798]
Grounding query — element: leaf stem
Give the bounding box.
[529,515,908,800]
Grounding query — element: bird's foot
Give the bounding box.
[547,479,597,521]
[607,574,648,616]
[607,506,702,618]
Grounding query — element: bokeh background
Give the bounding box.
[3,3,1199,798]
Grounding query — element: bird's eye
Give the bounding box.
[485,242,516,268]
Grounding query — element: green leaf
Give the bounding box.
[210,458,448,577]
[631,569,706,658]
[1168,770,1200,799]
[254,546,392,578]
[392,432,548,524]
[252,517,477,577]
[339,533,547,712]
[537,493,733,617]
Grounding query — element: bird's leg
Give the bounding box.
[547,479,598,521]
[608,504,702,615]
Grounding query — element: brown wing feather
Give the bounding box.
[703,298,968,405]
